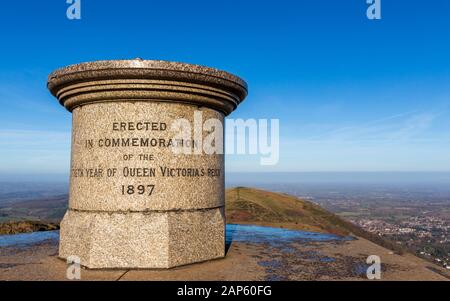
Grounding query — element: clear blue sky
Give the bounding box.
[0,0,449,177]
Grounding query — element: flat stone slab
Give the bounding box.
[1,225,449,281]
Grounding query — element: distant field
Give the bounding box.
[0,194,67,223]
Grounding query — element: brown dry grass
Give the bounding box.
[226,187,406,254]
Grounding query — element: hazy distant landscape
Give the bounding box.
[1,172,450,269]
[0,181,68,223]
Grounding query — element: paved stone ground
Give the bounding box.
[0,235,448,281]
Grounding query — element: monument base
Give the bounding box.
[59,208,225,269]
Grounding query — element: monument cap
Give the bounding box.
[47,59,248,116]
[47,59,248,268]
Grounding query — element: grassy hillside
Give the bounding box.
[0,221,59,235]
[226,187,406,254]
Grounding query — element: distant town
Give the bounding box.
[352,216,450,269]
[229,180,450,270]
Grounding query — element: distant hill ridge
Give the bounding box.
[226,187,405,254]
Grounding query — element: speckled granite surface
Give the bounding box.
[48,59,247,269]
[59,208,225,269]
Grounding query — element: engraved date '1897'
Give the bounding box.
[121,184,155,196]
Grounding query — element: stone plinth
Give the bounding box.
[47,60,247,269]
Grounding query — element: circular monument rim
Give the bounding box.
[48,59,248,89]
[47,59,248,115]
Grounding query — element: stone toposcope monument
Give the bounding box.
[47,59,247,269]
